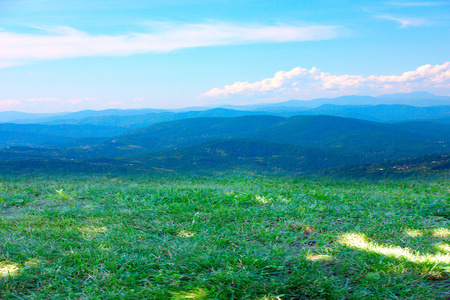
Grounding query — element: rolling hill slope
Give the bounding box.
[1,115,449,173]
[43,115,450,163]
[129,139,358,172]
[42,108,265,128]
[241,115,448,161]
[0,123,127,148]
[105,115,286,151]
[323,152,450,178]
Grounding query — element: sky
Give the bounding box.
[0,0,449,113]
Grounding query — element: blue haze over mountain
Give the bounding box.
[0,92,449,174]
[1,92,449,126]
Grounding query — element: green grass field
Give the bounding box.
[1,173,449,299]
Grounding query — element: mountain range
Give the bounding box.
[2,92,450,124]
[0,92,449,175]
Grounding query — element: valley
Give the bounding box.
[1,93,450,299]
[1,96,450,177]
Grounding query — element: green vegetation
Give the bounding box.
[130,139,356,173]
[2,115,448,175]
[1,114,449,177]
[94,115,447,161]
[325,153,450,179]
[1,102,449,298]
[1,173,449,299]
[0,123,126,148]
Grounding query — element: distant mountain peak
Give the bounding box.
[377,91,437,99]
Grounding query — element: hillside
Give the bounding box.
[0,131,74,148]
[241,115,448,161]
[324,152,450,178]
[2,175,449,299]
[42,108,265,128]
[0,114,448,174]
[0,123,126,148]
[101,115,448,161]
[129,139,357,172]
[104,115,286,152]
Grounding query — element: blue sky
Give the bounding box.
[0,0,449,112]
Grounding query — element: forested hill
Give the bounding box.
[0,123,126,148]
[323,152,450,178]
[110,115,285,151]
[90,115,448,161]
[239,115,449,161]
[0,114,448,174]
[41,108,265,128]
[129,139,358,172]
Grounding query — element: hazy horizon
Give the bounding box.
[0,91,448,115]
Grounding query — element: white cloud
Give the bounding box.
[377,14,427,28]
[0,97,96,111]
[0,22,342,67]
[198,62,450,102]
[26,97,63,103]
[0,100,21,109]
[0,61,24,68]
[106,101,124,106]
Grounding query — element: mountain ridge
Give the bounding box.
[3,92,449,124]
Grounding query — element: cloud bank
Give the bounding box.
[0,22,342,67]
[0,97,95,111]
[199,62,450,101]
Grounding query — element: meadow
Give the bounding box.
[1,173,449,299]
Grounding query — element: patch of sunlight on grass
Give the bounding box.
[255,296,282,300]
[271,195,292,203]
[405,229,422,237]
[306,254,333,262]
[254,195,271,204]
[0,262,20,277]
[433,228,450,238]
[24,258,41,268]
[177,230,195,238]
[435,243,450,253]
[80,226,107,234]
[277,196,291,203]
[339,232,450,264]
[1,258,44,277]
[98,244,111,252]
[171,288,209,299]
[80,226,107,240]
[55,189,72,201]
